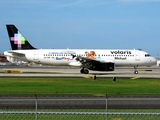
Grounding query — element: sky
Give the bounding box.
[0,0,160,56]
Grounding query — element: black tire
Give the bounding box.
[134,71,138,74]
[80,69,84,74]
[84,69,89,74]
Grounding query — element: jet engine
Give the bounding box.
[88,62,115,71]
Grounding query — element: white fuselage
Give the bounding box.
[4,49,157,67]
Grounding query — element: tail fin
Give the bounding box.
[6,24,36,50]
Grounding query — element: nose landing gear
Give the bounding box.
[134,66,138,74]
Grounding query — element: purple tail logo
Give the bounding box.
[10,31,27,48]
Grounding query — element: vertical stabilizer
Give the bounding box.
[6,24,36,50]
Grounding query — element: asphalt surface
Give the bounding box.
[0,94,160,109]
[0,65,160,78]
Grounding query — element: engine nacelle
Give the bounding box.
[88,62,115,71]
[69,61,82,67]
[6,56,14,62]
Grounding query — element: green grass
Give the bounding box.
[1,109,160,120]
[1,114,160,120]
[0,77,160,94]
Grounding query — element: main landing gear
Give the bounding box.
[134,66,138,74]
[80,68,89,74]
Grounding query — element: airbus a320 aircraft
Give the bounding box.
[4,25,157,74]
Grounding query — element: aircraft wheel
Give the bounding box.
[84,69,89,74]
[80,69,84,74]
[134,71,138,74]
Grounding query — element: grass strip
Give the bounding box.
[0,78,160,94]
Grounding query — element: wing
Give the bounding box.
[74,55,114,70]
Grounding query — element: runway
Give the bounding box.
[0,66,160,78]
[0,94,160,109]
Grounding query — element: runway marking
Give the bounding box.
[139,70,145,72]
[139,70,152,72]
[4,70,22,73]
[131,76,140,80]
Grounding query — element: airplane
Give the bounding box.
[4,24,157,74]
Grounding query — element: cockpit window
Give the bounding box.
[145,54,151,57]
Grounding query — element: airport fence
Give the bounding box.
[0,96,160,120]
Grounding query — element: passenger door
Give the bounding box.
[135,50,140,61]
